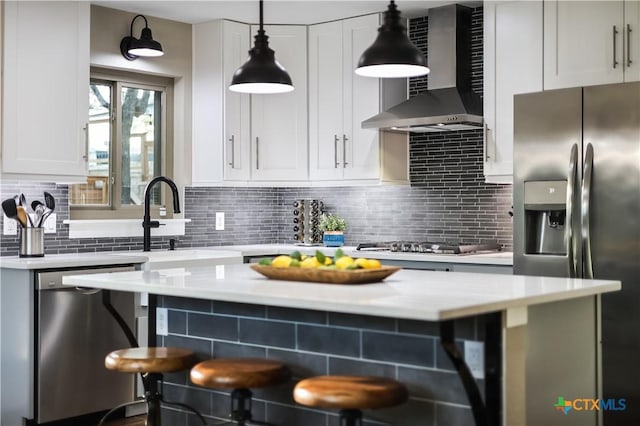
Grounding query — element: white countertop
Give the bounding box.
[207,244,514,266]
[0,252,149,270]
[62,263,619,321]
[0,245,511,271]
[0,249,245,270]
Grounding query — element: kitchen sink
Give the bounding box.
[110,249,244,270]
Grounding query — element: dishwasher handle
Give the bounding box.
[36,265,135,290]
[74,287,101,295]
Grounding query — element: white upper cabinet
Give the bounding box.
[483,1,543,184]
[544,0,639,89]
[192,20,251,185]
[2,1,90,181]
[223,21,252,181]
[309,14,409,184]
[192,21,307,185]
[250,25,308,181]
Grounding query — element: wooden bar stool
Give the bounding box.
[294,375,409,426]
[98,347,206,426]
[190,358,291,425]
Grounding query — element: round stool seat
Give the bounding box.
[294,375,408,410]
[105,347,196,374]
[190,358,290,389]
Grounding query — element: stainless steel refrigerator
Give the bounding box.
[514,81,640,425]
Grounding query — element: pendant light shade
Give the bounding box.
[356,1,429,78]
[229,0,294,94]
[120,15,164,60]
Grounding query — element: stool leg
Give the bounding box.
[230,388,253,425]
[146,373,163,426]
[339,409,363,426]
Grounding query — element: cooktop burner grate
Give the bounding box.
[355,241,502,254]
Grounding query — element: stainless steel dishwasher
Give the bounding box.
[35,266,136,423]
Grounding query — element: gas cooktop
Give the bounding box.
[355,241,503,255]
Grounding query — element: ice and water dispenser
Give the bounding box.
[523,181,568,255]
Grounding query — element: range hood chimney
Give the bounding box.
[362,4,483,133]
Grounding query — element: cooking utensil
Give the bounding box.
[32,201,45,227]
[2,198,19,224]
[44,192,55,212]
[16,206,29,228]
[20,193,27,207]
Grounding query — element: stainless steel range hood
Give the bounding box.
[362,4,483,133]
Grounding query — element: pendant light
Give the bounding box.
[120,15,164,60]
[229,0,294,94]
[355,1,429,78]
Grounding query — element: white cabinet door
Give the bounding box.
[223,21,251,180]
[342,14,381,180]
[308,14,402,183]
[308,21,344,180]
[250,25,308,181]
[484,1,543,183]
[626,0,640,82]
[2,1,89,180]
[544,0,625,89]
[192,20,251,185]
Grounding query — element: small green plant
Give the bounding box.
[319,213,347,232]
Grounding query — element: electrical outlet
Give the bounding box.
[43,213,56,234]
[3,215,18,235]
[156,307,168,336]
[215,212,225,230]
[464,341,485,379]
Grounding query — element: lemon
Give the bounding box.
[335,256,355,270]
[365,259,382,269]
[324,257,333,265]
[354,258,369,269]
[290,259,301,267]
[271,255,292,268]
[301,257,321,269]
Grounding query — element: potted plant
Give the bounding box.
[319,213,347,247]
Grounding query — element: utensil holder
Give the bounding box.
[19,227,44,257]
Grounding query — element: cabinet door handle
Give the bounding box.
[82,123,89,161]
[228,135,235,167]
[483,124,490,161]
[613,25,619,68]
[256,137,260,170]
[627,24,633,68]
[334,135,340,168]
[342,134,349,167]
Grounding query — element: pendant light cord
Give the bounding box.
[259,0,264,32]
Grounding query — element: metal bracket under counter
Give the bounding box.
[440,312,502,426]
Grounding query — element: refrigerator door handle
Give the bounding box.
[567,143,579,278]
[582,143,595,279]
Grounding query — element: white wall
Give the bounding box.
[89,5,193,190]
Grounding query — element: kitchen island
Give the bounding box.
[63,264,619,426]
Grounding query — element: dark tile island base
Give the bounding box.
[157,297,484,426]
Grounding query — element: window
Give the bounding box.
[71,69,173,219]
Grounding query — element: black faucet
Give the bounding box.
[142,176,181,252]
